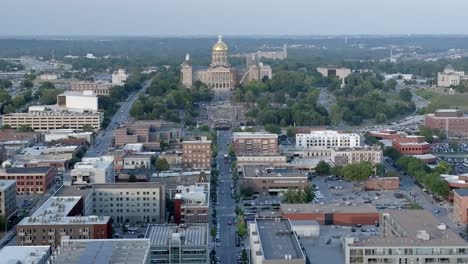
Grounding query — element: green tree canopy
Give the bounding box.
[315,160,331,175]
[341,162,373,181]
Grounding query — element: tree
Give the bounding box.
[210,227,217,238]
[384,147,402,161]
[130,99,145,118]
[399,88,413,102]
[17,125,33,132]
[282,187,314,203]
[81,124,95,132]
[237,215,247,238]
[38,88,61,105]
[155,158,170,171]
[286,126,296,138]
[434,161,454,174]
[228,144,236,157]
[341,162,373,181]
[419,127,434,143]
[264,124,281,134]
[240,186,254,198]
[315,160,331,175]
[128,174,137,182]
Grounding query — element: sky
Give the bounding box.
[2,0,468,36]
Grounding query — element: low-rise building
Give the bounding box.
[0,246,51,264]
[343,210,468,264]
[317,66,351,87]
[249,218,306,264]
[145,224,209,264]
[70,81,113,96]
[122,154,153,170]
[114,121,181,151]
[437,64,465,87]
[0,167,54,194]
[50,237,151,264]
[10,145,80,172]
[70,156,114,184]
[57,91,98,112]
[236,155,288,173]
[331,146,382,166]
[364,177,399,191]
[232,132,279,156]
[182,137,212,169]
[441,173,468,189]
[241,165,308,195]
[368,129,407,141]
[17,196,111,247]
[296,130,360,150]
[0,180,17,219]
[174,183,209,224]
[112,69,128,86]
[453,188,468,225]
[392,135,431,155]
[39,74,58,81]
[44,129,93,143]
[425,109,468,137]
[281,203,379,226]
[150,170,210,196]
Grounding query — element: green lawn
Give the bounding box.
[416,89,468,111]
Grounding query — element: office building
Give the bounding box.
[236,155,288,173]
[44,129,93,143]
[70,156,115,185]
[114,121,181,151]
[343,210,468,264]
[296,130,360,150]
[182,137,212,169]
[0,167,54,194]
[174,183,209,224]
[0,246,51,264]
[0,180,16,219]
[70,81,113,96]
[453,188,468,225]
[241,165,308,195]
[317,66,351,87]
[392,135,431,155]
[249,218,306,264]
[17,196,111,247]
[92,183,165,224]
[50,237,151,264]
[232,132,279,156]
[331,147,382,166]
[112,69,128,86]
[437,64,466,87]
[57,91,98,112]
[425,109,468,137]
[145,224,209,264]
[151,170,210,196]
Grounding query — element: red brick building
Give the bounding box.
[453,189,468,225]
[425,109,468,137]
[232,132,278,156]
[0,167,55,194]
[392,135,431,155]
[365,177,400,191]
[281,203,379,226]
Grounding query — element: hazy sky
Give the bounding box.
[2,0,467,36]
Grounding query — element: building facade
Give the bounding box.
[70,82,112,96]
[241,166,308,195]
[0,167,54,194]
[0,180,17,219]
[112,69,128,86]
[182,137,212,170]
[437,64,465,87]
[317,66,352,87]
[232,132,279,156]
[392,135,431,155]
[425,109,468,137]
[453,188,468,225]
[114,121,181,151]
[331,147,382,166]
[364,177,400,191]
[173,183,209,224]
[296,130,360,150]
[57,91,98,112]
[71,156,115,185]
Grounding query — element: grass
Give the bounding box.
[408,203,423,210]
[416,89,468,111]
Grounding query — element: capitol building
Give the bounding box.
[181,36,272,91]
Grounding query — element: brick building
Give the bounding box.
[365,177,400,191]
[425,109,468,137]
[241,165,308,195]
[281,203,379,226]
[232,132,278,156]
[182,137,212,169]
[392,135,431,155]
[114,121,181,151]
[331,147,382,166]
[453,189,468,225]
[0,167,55,194]
[70,82,112,96]
[173,183,209,224]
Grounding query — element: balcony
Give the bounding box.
[48,231,55,236]
[18,232,25,236]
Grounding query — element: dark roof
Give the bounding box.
[454,188,468,197]
[5,167,52,174]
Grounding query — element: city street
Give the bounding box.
[85,80,150,157]
[216,130,240,263]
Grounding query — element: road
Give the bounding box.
[85,81,149,157]
[216,130,240,263]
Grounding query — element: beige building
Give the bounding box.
[317,66,351,87]
[0,180,16,220]
[437,64,465,87]
[241,165,308,195]
[240,61,273,84]
[182,137,212,169]
[1,110,102,131]
[249,218,306,264]
[70,82,113,96]
[70,156,115,185]
[331,147,382,166]
[232,132,279,156]
[343,210,468,264]
[112,69,128,86]
[236,155,288,173]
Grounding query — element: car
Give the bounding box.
[433,210,440,214]
[228,220,232,225]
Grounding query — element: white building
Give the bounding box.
[296,130,360,150]
[44,129,93,143]
[38,74,58,81]
[123,154,153,170]
[112,69,128,86]
[71,156,114,184]
[437,64,466,87]
[0,246,51,264]
[57,91,98,112]
[383,73,413,81]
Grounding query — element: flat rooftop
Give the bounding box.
[453,188,468,197]
[0,246,51,264]
[233,132,278,139]
[60,90,96,97]
[281,203,378,214]
[243,165,306,178]
[352,210,467,247]
[0,180,16,191]
[256,219,304,260]
[2,166,51,174]
[145,224,208,247]
[53,238,150,264]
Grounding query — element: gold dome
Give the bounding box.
[212,35,228,52]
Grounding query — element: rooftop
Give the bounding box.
[233,132,278,139]
[243,165,306,179]
[17,145,78,156]
[51,238,150,264]
[145,224,208,247]
[0,246,51,264]
[2,166,52,174]
[60,90,97,97]
[255,219,304,260]
[453,188,468,197]
[296,130,359,137]
[351,210,467,247]
[0,180,16,191]
[281,203,378,214]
